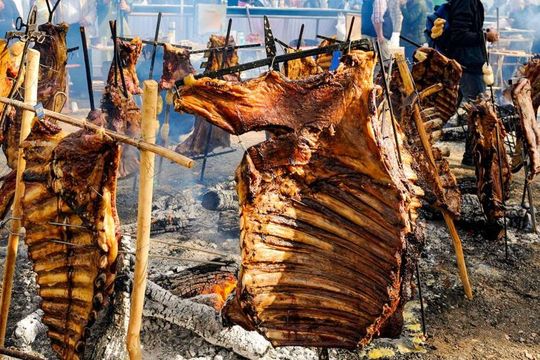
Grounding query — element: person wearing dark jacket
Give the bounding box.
[400,0,430,60]
[447,0,498,165]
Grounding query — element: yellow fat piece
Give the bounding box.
[156,95,163,115]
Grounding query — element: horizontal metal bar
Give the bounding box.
[175,38,372,87]
[189,43,261,54]
[118,36,192,49]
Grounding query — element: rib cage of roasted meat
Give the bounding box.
[520,57,540,113]
[176,52,424,348]
[466,98,511,229]
[511,78,540,180]
[2,23,68,169]
[23,122,121,360]
[391,48,462,217]
[175,35,237,156]
[159,44,195,91]
[90,37,143,177]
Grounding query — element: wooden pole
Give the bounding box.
[0,96,194,169]
[0,49,40,346]
[126,80,158,360]
[395,54,473,299]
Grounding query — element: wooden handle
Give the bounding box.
[0,49,40,346]
[127,80,158,360]
[0,96,194,169]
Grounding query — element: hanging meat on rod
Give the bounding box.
[1,23,68,169]
[391,48,462,217]
[90,37,143,177]
[176,52,424,348]
[159,43,195,90]
[519,56,540,113]
[466,98,511,239]
[175,35,238,156]
[511,78,540,179]
[283,49,322,80]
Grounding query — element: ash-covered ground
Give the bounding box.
[0,131,539,360]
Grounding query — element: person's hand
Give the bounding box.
[120,0,131,12]
[377,35,385,44]
[486,29,499,43]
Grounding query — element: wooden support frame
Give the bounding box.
[0,49,40,346]
[127,80,159,360]
[395,53,474,300]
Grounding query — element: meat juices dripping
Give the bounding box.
[159,44,195,91]
[176,52,424,348]
[391,48,463,216]
[175,35,238,156]
[2,23,69,169]
[91,37,143,177]
[466,99,511,239]
[511,78,540,179]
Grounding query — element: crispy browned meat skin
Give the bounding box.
[0,40,18,114]
[2,23,68,169]
[92,37,142,177]
[175,35,237,156]
[176,52,423,348]
[20,121,120,360]
[283,49,323,80]
[159,44,195,90]
[392,48,462,217]
[511,78,540,179]
[466,99,511,230]
[520,57,540,112]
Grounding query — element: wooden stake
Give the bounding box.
[0,49,40,346]
[0,96,194,169]
[127,80,158,360]
[395,54,473,299]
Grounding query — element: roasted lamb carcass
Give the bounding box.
[283,49,323,80]
[391,48,463,217]
[175,35,238,156]
[159,44,195,91]
[2,23,69,169]
[511,78,540,179]
[520,57,540,113]
[19,120,121,360]
[176,52,424,348]
[466,98,511,239]
[90,37,143,177]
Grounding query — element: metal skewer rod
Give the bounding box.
[118,36,192,49]
[80,26,95,111]
[148,12,162,80]
[199,18,233,183]
[296,23,304,50]
[109,20,129,98]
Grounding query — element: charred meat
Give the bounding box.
[176,52,423,348]
[159,44,195,90]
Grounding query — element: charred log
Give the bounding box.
[176,52,423,348]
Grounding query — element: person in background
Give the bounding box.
[446,0,498,165]
[97,0,132,38]
[55,0,97,99]
[0,0,19,37]
[361,0,394,61]
[399,0,430,60]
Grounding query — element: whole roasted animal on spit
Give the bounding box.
[391,48,463,217]
[520,56,540,113]
[89,37,143,177]
[2,23,69,169]
[466,98,511,239]
[175,35,238,156]
[511,78,540,179]
[176,51,424,348]
[0,33,142,360]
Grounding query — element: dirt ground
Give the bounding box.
[0,123,539,359]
